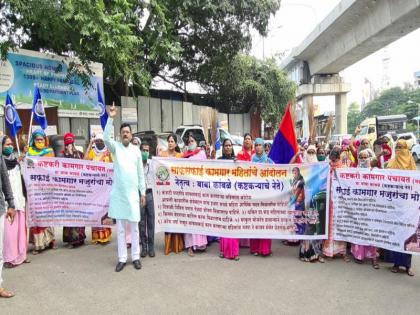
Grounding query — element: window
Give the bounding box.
[183,129,205,145]
[175,128,184,138]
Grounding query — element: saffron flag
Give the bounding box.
[97,83,108,129]
[268,103,299,164]
[32,86,48,130]
[5,93,22,137]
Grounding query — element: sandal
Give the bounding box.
[219,253,224,258]
[391,265,399,273]
[3,262,16,269]
[354,259,363,264]
[253,252,259,256]
[343,255,350,262]
[234,256,240,261]
[407,268,415,277]
[188,248,194,257]
[31,250,40,255]
[24,259,31,263]
[0,288,15,298]
[318,257,325,263]
[372,260,380,269]
[50,242,58,250]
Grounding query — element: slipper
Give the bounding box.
[391,266,399,273]
[0,288,15,298]
[31,250,40,255]
[3,263,16,269]
[24,259,31,263]
[318,257,325,263]
[407,268,415,277]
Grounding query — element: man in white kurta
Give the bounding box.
[104,105,146,272]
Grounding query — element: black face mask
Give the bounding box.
[96,143,105,150]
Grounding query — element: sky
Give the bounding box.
[250,0,420,113]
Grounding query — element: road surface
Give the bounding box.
[1,230,420,315]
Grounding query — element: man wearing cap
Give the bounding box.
[61,133,86,248]
[104,104,146,272]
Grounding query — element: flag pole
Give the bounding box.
[15,134,21,156]
[27,111,34,146]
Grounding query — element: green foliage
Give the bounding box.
[1,0,280,102]
[201,54,296,126]
[350,87,420,133]
[347,102,361,134]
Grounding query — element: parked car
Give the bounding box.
[411,144,420,163]
[132,131,183,157]
[397,132,417,149]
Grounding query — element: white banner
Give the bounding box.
[332,168,420,254]
[152,157,330,239]
[23,157,113,227]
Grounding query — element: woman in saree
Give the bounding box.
[61,133,86,248]
[218,139,240,260]
[85,133,113,244]
[183,135,208,257]
[1,135,28,267]
[27,129,56,254]
[387,139,416,276]
[159,134,185,255]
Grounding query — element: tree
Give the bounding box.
[200,54,296,126]
[1,0,281,102]
[347,102,361,134]
[359,87,420,132]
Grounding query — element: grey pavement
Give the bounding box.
[1,228,420,315]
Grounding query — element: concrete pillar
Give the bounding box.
[335,93,348,134]
[302,95,313,140]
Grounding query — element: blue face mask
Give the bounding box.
[188,143,197,151]
[2,146,13,156]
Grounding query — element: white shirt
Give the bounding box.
[144,160,154,190]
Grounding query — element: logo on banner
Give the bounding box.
[5,103,16,124]
[98,102,105,116]
[156,166,170,182]
[35,99,46,117]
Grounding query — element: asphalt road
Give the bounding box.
[1,229,420,315]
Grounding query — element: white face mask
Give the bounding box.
[188,143,197,151]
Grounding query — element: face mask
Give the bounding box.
[188,143,197,151]
[141,151,149,161]
[35,142,45,150]
[95,143,105,150]
[2,147,13,156]
[317,155,326,161]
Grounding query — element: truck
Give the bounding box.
[356,114,407,144]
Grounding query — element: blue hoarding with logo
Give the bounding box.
[0,49,103,118]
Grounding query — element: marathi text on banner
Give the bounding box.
[23,157,113,227]
[332,168,420,255]
[152,158,330,239]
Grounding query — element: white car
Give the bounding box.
[397,132,417,150]
[175,125,241,157]
[412,144,420,163]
